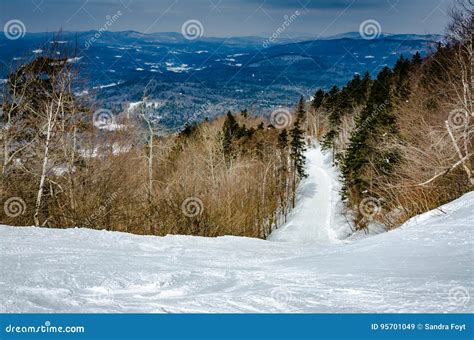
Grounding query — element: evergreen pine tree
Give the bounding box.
[393,55,412,98]
[321,85,344,150]
[276,129,290,214]
[277,129,288,149]
[290,119,307,179]
[344,73,362,106]
[340,66,396,199]
[296,96,306,121]
[358,71,372,104]
[222,111,239,164]
[180,122,197,137]
[311,89,325,110]
[323,86,339,111]
[411,51,422,66]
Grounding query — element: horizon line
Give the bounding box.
[1,29,444,40]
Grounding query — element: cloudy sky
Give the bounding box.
[1,0,454,37]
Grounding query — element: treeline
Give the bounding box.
[0,49,308,238]
[305,2,472,229]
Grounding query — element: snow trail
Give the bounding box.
[269,145,341,243]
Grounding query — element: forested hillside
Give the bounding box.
[0,57,308,237]
[306,3,472,229]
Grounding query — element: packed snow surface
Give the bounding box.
[1,146,472,313]
[269,147,345,243]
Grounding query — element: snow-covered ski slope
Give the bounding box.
[269,147,342,243]
[1,146,472,313]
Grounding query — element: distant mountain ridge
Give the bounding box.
[0,30,443,45]
[321,31,442,41]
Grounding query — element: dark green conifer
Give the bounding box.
[290,120,307,179]
[411,51,422,66]
[340,66,396,199]
[277,129,288,149]
[311,89,325,110]
[296,96,306,121]
[222,111,239,164]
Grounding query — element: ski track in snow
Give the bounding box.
[0,145,473,313]
[269,146,341,243]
